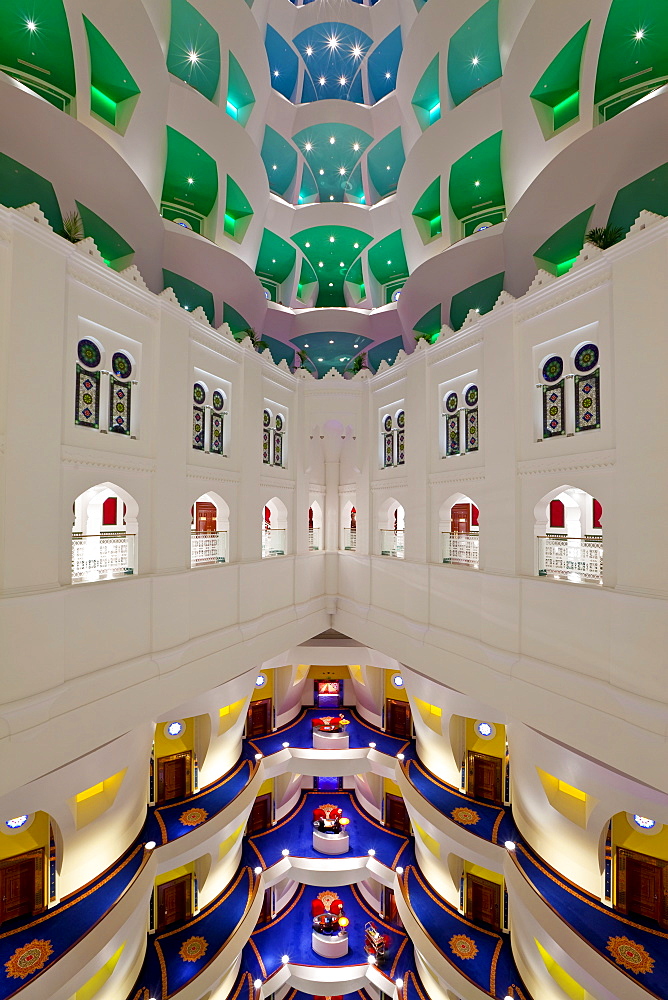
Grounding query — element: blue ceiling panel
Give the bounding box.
[266,24,298,100]
[294,22,372,103]
[367,27,402,103]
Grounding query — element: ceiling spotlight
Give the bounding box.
[386,165,391,170]
[145,841,157,850]
[272,259,276,263]
[395,979,404,989]
[305,242,310,247]
[327,35,340,50]
[339,167,347,176]
[353,142,360,151]
[282,955,290,965]
[304,343,309,347]
[368,849,376,856]
[339,262,344,267]
[304,142,313,152]
[367,955,376,965]
[339,76,347,86]
[352,44,363,59]
[369,742,376,748]
[635,28,645,40]
[254,981,263,990]
[396,752,404,760]
[187,177,194,184]
[26,19,37,31]
[281,849,290,856]
[329,235,336,242]
[330,195,334,200]
[340,357,346,362]
[387,260,392,265]
[329,339,334,344]
[353,243,359,249]
[319,169,325,175]
[254,866,263,875]
[353,343,359,348]
[472,56,479,66]
[188,50,199,64]
[305,45,313,56]
[319,76,326,85]
[273,69,280,77]
[272,165,277,171]
[395,866,404,875]
[318,357,324,361]
[505,841,516,850]
[254,753,263,760]
[318,261,324,267]
[329,136,336,144]
[282,742,290,748]
[328,282,334,287]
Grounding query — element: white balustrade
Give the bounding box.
[191,531,228,567]
[537,535,603,584]
[441,532,479,568]
[343,528,357,551]
[71,533,136,584]
[308,528,321,551]
[262,528,287,558]
[380,529,404,559]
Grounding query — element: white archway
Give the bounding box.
[341,499,357,551]
[378,497,404,559]
[262,497,288,558]
[190,492,231,566]
[72,483,138,583]
[438,493,479,568]
[534,485,603,584]
[308,500,323,551]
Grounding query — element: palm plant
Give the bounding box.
[293,349,316,373]
[240,327,269,352]
[584,225,625,250]
[59,210,84,243]
[414,331,433,344]
[345,352,368,376]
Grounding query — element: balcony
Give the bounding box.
[441,532,479,568]
[380,530,404,559]
[537,535,603,585]
[308,528,321,551]
[191,530,228,567]
[262,528,286,558]
[343,528,357,551]
[71,533,136,584]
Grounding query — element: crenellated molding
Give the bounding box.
[517,449,616,477]
[67,259,160,320]
[516,268,611,323]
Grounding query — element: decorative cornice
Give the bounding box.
[67,259,160,320]
[516,268,611,322]
[339,483,357,495]
[186,467,241,485]
[191,328,242,360]
[61,445,155,475]
[518,449,616,477]
[428,471,486,487]
[259,475,296,491]
[371,478,408,491]
[308,485,326,495]
[430,332,483,362]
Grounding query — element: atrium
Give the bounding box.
[0,2,667,1000]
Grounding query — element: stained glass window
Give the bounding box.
[384,429,394,468]
[575,369,600,431]
[263,410,271,463]
[542,356,563,383]
[542,381,565,437]
[111,352,133,379]
[273,430,283,466]
[75,365,100,428]
[193,382,206,405]
[465,409,478,452]
[397,430,405,465]
[193,406,205,449]
[109,377,131,435]
[464,385,478,407]
[78,339,101,369]
[574,343,598,373]
[210,412,223,453]
[446,415,459,456]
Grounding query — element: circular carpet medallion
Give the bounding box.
[449,934,478,960]
[5,939,54,979]
[451,807,480,826]
[606,935,654,974]
[179,807,209,827]
[179,935,209,963]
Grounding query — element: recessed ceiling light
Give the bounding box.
[319,168,325,175]
[318,261,324,267]
[330,195,334,200]
[387,260,392,265]
[352,44,363,59]
[353,142,360,151]
[327,35,340,50]
[635,28,645,40]
[340,357,345,361]
[472,56,479,66]
[353,242,359,249]
[329,236,335,242]
[385,72,391,79]
[329,136,336,144]
[339,76,347,86]
[305,45,313,56]
[304,142,313,152]
[273,69,279,77]
[272,164,277,170]
[188,50,199,64]
[329,339,334,343]
[26,19,37,31]
[386,165,391,170]
[353,344,358,348]
[272,259,276,263]
[339,167,347,176]
[187,177,194,184]
[305,242,310,247]
[318,357,324,361]
[319,76,326,85]
[475,180,480,186]
[304,343,309,347]
[328,283,333,287]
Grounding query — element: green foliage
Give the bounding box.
[584,225,625,249]
[346,352,368,375]
[60,211,84,243]
[240,327,269,352]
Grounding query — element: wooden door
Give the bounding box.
[259,888,272,924]
[156,752,190,804]
[385,794,411,835]
[617,848,668,925]
[384,887,403,927]
[0,851,43,923]
[195,501,217,532]
[386,699,412,739]
[247,699,272,737]
[467,874,501,930]
[451,503,470,534]
[157,874,191,930]
[468,752,503,804]
[247,793,272,834]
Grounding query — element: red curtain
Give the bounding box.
[102,496,117,525]
[549,499,565,528]
[593,498,603,528]
[472,504,479,526]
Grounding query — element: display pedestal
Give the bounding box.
[312,930,349,958]
[313,830,350,855]
[313,731,349,750]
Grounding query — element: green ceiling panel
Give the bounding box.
[225,176,253,241]
[261,127,297,198]
[293,225,372,308]
[255,229,296,285]
[75,202,134,264]
[412,55,440,130]
[595,0,668,117]
[449,131,504,224]
[162,127,218,231]
[299,163,319,204]
[0,1,75,108]
[531,23,590,132]
[369,335,405,370]
[291,332,373,377]
[413,178,442,240]
[167,0,220,101]
[367,230,408,287]
[83,17,140,129]
[448,0,502,107]
[0,152,62,231]
[223,302,251,336]
[414,304,442,338]
[293,123,372,204]
[262,335,294,365]
[367,128,405,201]
[449,271,504,329]
[163,269,215,322]
[227,53,255,124]
[607,161,668,233]
[297,258,318,301]
[534,206,594,274]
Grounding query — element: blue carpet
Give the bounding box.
[247,792,412,871]
[515,844,668,999]
[0,844,146,1000]
[404,757,517,845]
[131,866,256,999]
[249,709,412,758]
[247,882,411,979]
[402,865,525,999]
[142,758,254,846]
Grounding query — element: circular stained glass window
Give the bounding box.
[275,414,283,431]
[391,288,402,302]
[193,383,206,405]
[5,815,29,830]
[164,720,185,739]
[384,415,393,432]
[475,721,496,739]
[465,384,479,407]
[397,411,405,428]
[212,390,224,412]
[542,356,564,383]
[574,343,599,373]
[255,673,267,688]
[263,410,271,427]
[112,352,132,379]
[78,339,101,369]
[633,815,656,830]
[391,674,404,688]
[445,392,458,413]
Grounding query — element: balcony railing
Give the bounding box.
[191,530,228,567]
[442,532,479,568]
[72,533,136,584]
[537,535,603,584]
[308,528,321,551]
[343,528,357,551]
[380,529,404,559]
[262,528,286,558]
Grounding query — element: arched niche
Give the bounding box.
[190,491,231,566]
[262,496,288,558]
[438,492,479,567]
[377,496,404,558]
[534,485,602,584]
[71,482,138,583]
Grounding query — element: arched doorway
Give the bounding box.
[341,501,357,551]
[378,498,405,558]
[534,487,603,584]
[262,497,288,558]
[190,493,230,566]
[309,501,323,551]
[72,483,138,583]
[439,494,480,567]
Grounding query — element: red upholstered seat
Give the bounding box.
[330,898,344,915]
[313,808,326,821]
[312,718,324,728]
[312,899,326,916]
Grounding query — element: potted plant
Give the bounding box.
[345,352,369,377]
[293,349,316,374]
[414,331,434,345]
[239,327,269,352]
[59,210,84,243]
[584,224,625,250]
